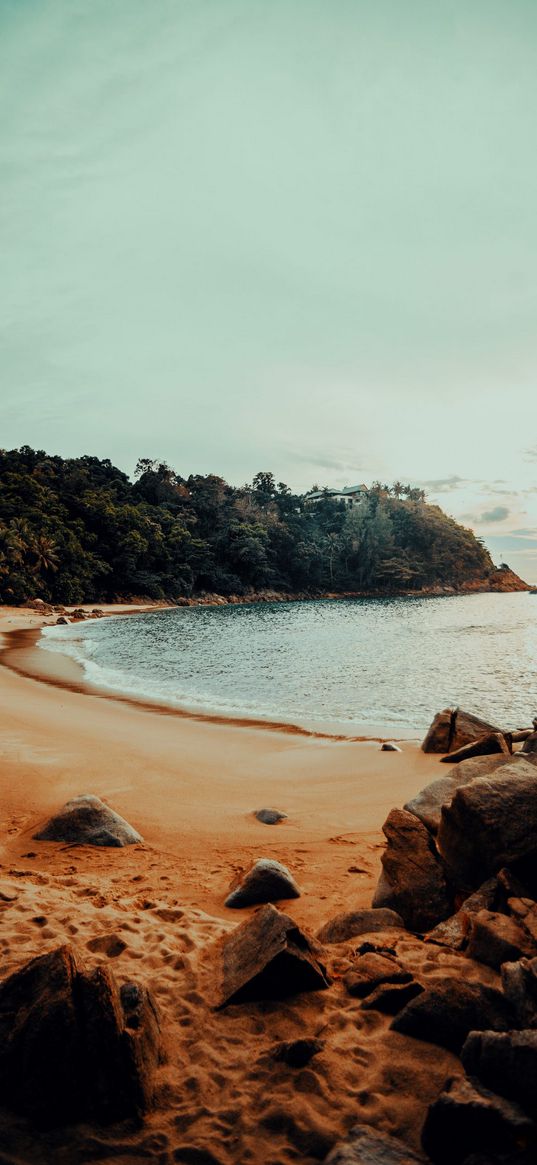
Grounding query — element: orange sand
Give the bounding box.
[0,605,487,1164]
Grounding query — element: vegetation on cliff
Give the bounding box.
[0,447,510,604]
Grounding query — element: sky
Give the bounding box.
[1,1,537,579]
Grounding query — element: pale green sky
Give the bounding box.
[1,1,537,577]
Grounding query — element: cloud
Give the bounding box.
[510,527,537,538]
[284,446,365,475]
[417,475,467,493]
[524,447,537,462]
[480,506,510,523]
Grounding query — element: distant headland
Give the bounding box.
[0,448,529,606]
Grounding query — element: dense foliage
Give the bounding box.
[0,447,494,604]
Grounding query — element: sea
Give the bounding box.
[39,593,537,736]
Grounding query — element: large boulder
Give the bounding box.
[317,908,405,945]
[391,979,514,1053]
[212,904,330,1007]
[421,1074,536,1164]
[0,945,161,1126]
[422,708,501,754]
[325,1125,426,1164]
[225,859,300,908]
[404,757,510,834]
[501,957,537,1028]
[34,795,142,847]
[437,761,537,894]
[372,808,452,932]
[462,1030,537,1117]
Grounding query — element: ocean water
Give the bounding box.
[40,594,537,735]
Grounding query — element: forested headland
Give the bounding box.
[0,447,525,604]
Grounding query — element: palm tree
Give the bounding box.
[30,534,60,575]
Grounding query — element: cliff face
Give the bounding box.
[460,567,530,594]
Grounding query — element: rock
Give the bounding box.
[361,980,424,1014]
[439,732,511,764]
[466,909,537,969]
[508,897,537,944]
[462,1030,537,1117]
[317,908,405,945]
[421,708,454,753]
[71,607,86,619]
[501,958,537,1028]
[325,1124,426,1164]
[512,729,534,743]
[212,903,330,1007]
[343,951,413,998]
[34,794,143,847]
[405,758,512,834]
[522,732,537,755]
[0,945,160,1126]
[426,878,499,951]
[437,761,537,893]
[422,708,501,754]
[254,808,288,825]
[381,743,402,752]
[421,1074,536,1164]
[372,808,452,932]
[391,979,514,1053]
[225,859,300,907]
[56,615,70,625]
[271,1038,324,1068]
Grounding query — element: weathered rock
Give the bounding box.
[422,708,501,754]
[466,909,537,969]
[512,729,534,743]
[462,1029,537,1117]
[437,761,537,893]
[522,732,537,755]
[421,708,454,753]
[391,979,514,1053]
[361,980,424,1015]
[404,756,511,835]
[225,859,300,907]
[501,958,537,1028]
[34,794,143,847]
[372,809,452,932]
[254,808,288,825]
[426,878,499,950]
[317,908,405,945]
[381,743,402,752]
[0,945,160,1126]
[439,732,511,764]
[213,903,330,1007]
[271,1037,323,1068]
[325,1124,426,1164]
[508,897,537,944]
[421,1074,536,1164]
[344,951,413,998]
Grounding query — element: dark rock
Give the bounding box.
[213,903,330,1007]
[512,729,534,743]
[344,951,413,998]
[422,708,501,755]
[466,909,536,969]
[437,760,537,893]
[56,615,70,625]
[462,1029,537,1117]
[391,979,514,1053]
[406,757,512,836]
[421,708,454,753]
[426,879,499,951]
[254,808,288,825]
[361,980,424,1014]
[421,1074,536,1164]
[317,908,405,945]
[372,808,452,932]
[271,1037,323,1068]
[522,732,537,755]
[507,897,537,944]
[325,1124,426,1164]
[501,958,537,1028]
[225,859,300,907]
[381,743,402,752]
[0,944,160,1126]
[34,794,142,847]
[439,732,511,764]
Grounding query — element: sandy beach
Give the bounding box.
[0,605,494,1164]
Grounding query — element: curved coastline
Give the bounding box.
[1,620,404,743]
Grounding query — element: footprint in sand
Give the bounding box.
[86,933,127,958]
